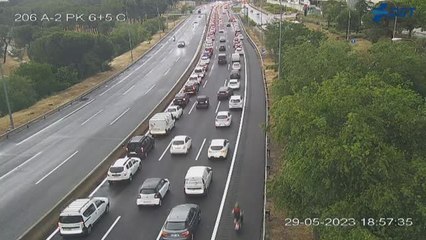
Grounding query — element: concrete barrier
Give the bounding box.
[17,10,212,240]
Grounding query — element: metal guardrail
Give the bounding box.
[0,17,188,141]
[238,14,270,240]
[17,11,212,240]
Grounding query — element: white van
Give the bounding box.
[184,166,213,196]
[58,197,109,236]
[231,53,240,63]
[149,112,175,135]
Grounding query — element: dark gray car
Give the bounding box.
[160,204,201,240]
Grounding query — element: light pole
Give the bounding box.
[278,0,283,81]
[0,62,14,130]
[346,0,351,40]
[125,1,134,62]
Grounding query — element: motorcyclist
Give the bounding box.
[232,202,243,224]
[172,35,176,41]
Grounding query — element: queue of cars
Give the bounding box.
[58,3,242,239]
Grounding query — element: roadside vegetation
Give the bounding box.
[0,0,176,117]
[265,11,426,240]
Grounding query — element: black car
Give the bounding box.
[230,69,240,80]
[183,81,199,95]
[196,95,209,109]
[217,86,233,100]
[177,41,185,48]
[160,204,201,240]
[126,135,155,158]
[173,92,190,108]
[219,45,226,52]
[226,23,231,27]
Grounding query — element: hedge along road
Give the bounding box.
[0,9,208,240]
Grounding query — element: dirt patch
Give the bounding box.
[0,18,185,134]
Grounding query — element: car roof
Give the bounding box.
[167,204,198,222]
[211,139,226,146]
[173,135,188,141]
[129,135,144,143]
[230,95,242,100]
[219,86,229,91]
[231,69,239,73]
[111,157,134,167]
[176,92,186,97]
[217,111,230,116]
[168,105,179,109]
[140,178,162,190]
[197,95,208,100]
[229,79,239,82]
[61,198,91,215]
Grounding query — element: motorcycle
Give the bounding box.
[233,211,243,231]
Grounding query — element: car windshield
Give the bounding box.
[173,140,185,145]
[140,188,156,194]
[59,215,84,224]
[109,166,124,173]
[167,108,176,112]
[165,221,186,231]
[210,145,223,151]
[195,69,202,73]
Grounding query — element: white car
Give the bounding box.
[228,79,240,90]
[229,95,243,109]
[58,197,109,236]
[107,157,141,184]
[232,62,241,71]
[165,105,183,120]
[201,55,211,64]
[215,111,232,127]
[236,47,244,55]
[194,66,205,78]
[208,139,230,159]
[170,135,192,154]
[189,74,202,84]
[238,34,244,40]
[137,178,170,206]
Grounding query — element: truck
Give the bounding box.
[149,112,175,135]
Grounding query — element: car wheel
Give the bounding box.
[144,152,148,159]
[129,174,133,182]
[158,199,162,207]
[108,181,113,185]
[85,225,92,235]
[105,204,110,214]
[138,163,141,170]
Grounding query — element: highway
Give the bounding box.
[243,3,299,25]
[48,4,266,240]
[0,8,209,240]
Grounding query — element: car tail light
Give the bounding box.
[181,231,190,237]
[140,147,144,153]
[161,231,169,237]
[137,195,141,199]
[154,193,160,199]
[125,147,128,151]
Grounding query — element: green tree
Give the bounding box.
[14,62,59,97]
[0,75,37,113]
[270,73,426,239]
[321,0,346,27]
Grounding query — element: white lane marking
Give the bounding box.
[101,216,121,240]
[203,78,209,88]
[188,102,197,115]
[81,109,104,126]
[89,177,108,197]
[109,108,130,126]
[122,85,135,95]
[45,228,59,240]
[163,68,171,76]
[100,79,123,96]
[211,45,249,240]
[215,101,221,113]
[169,48,173,54]
[224,79,228,86]
[144,85,156,95]
[158,141,172,161]
[0,152,43,181]
[175,56,181,63]
[147,69,153,75]
[195,138,206,161]
[160,58,165,63]
[35,151,78,185]
[17,99,95,145]
[228,63,230,70]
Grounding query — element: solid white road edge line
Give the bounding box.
[17,99,95,145]
[188,102,197,115]
[45,228,59,240]
[215,101,221,113]
[81,109,104,126]
[36,151,78,185]
[0,151,43,181]
[144,85,156,95]
[163,68,171,76]
[158,141,173,161]
[195,138,206,161]
[210,45,249,240]
[101,216,121,240]
[89,177,108,197]
[109,108,130,126]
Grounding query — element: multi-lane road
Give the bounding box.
[0,3,266,240]
[0,8,208,240]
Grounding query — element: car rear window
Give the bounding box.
[166,108,176,112]
[173,140,185,145]
[59,215,83,224]
[217,115,228,119]
[127,142,138,151]
[109,166,124,173]
[211,145,223,150]
[165,221,186,230]
[231,99,240,103]
[195,68,202,73]
[140,188,156,194]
